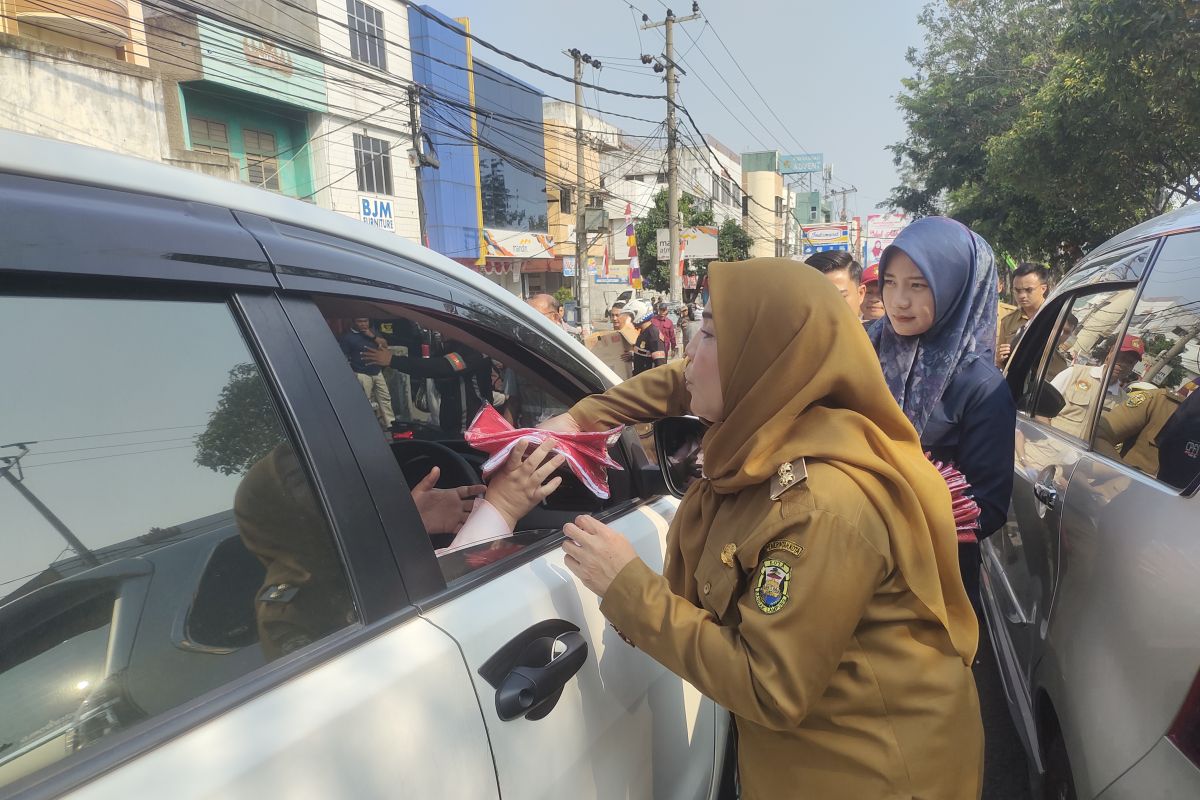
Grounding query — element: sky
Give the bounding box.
[450,0,929,218]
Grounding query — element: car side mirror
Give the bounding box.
[653,416,707,498]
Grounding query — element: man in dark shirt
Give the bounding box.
[339,317,395,430]
[619,300,667,375]
[364,337,494,433]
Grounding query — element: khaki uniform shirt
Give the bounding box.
[1094,388,1182,477]
[996,306,1026,366]
[1049,364,1122,439]
[601,461,983,800]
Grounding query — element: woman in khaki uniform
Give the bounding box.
[551,258,983,799]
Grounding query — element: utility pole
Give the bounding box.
[2,443,99,567]
[829,186,857,222]
[407,86,428,247]
[643,4,700,305]
[406,85,439,248]
[568,49,593,330]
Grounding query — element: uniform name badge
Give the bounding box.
[754,558,791,614]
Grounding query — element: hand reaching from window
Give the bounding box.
[411,466,484,534]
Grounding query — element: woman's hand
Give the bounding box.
[562,515,638,597]
[411,466,485,534]
[484,438,566,528]
[539,412,583,434]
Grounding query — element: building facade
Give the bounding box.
[741,150,786,259]
[310,0,420,241]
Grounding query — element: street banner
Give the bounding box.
[626,203,643,290]
[864,213,909,270]
[655,225,719,260]
[483,228,557,259]
[800,223,851,256]
[779,153,824,175]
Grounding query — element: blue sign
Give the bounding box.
[801,243,850,256]
[780,153,824,175]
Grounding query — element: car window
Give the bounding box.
[0,296,355,790]
[1015,304,1068,417]
[1026,288,1138,441]
[1091,232,1200,490]
[308,294,628,582]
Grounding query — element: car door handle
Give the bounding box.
[494,631,588,721]
[1033,481,1058,509]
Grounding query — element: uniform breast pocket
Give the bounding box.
[695,558,743,623]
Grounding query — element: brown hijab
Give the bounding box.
[670,258,978,665]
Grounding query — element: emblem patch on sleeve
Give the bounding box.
[754,559,791,614]
[1126,391,1149,408]
[445,352,467,372]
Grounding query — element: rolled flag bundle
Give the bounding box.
[465,405,625,499]
[927,454,982,543]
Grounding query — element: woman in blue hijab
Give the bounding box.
[868,217,1016,601]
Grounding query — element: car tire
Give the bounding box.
[1043,732,1077,800]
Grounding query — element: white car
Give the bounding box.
[0,132,727,800]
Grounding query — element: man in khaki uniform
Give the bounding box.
[997,263,1050,367]
[1048,336,1144,438]
[1094,388,1182,477]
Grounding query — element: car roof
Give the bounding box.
[1084,203,1200,261]
[0,131,619,383]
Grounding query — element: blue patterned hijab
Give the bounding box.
[868,217,998,436]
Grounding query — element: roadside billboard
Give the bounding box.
[780,153,824,175]
[864,213,909,270]
[800,223,851,256]
[655,226,719,260]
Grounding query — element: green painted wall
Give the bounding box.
[181,84,314,199]
[741,151,779,173]
[196,18,327,112]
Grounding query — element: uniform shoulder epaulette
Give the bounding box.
[770,457,808,501]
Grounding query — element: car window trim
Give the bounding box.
[235,291,414,619]
[1016,283,1142,444]
[274,292,447,600]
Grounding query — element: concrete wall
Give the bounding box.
[0,32,243,182]
[0,33,165,158]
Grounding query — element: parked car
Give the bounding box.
[0,131,728,800]
[986,207,1200,799]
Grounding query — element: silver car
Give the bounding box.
[984,207,1200,799]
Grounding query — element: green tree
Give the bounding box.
[717,218,753,262]
[635,189,715,292]
[892,0,1200,270]
[195,363,282,476]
